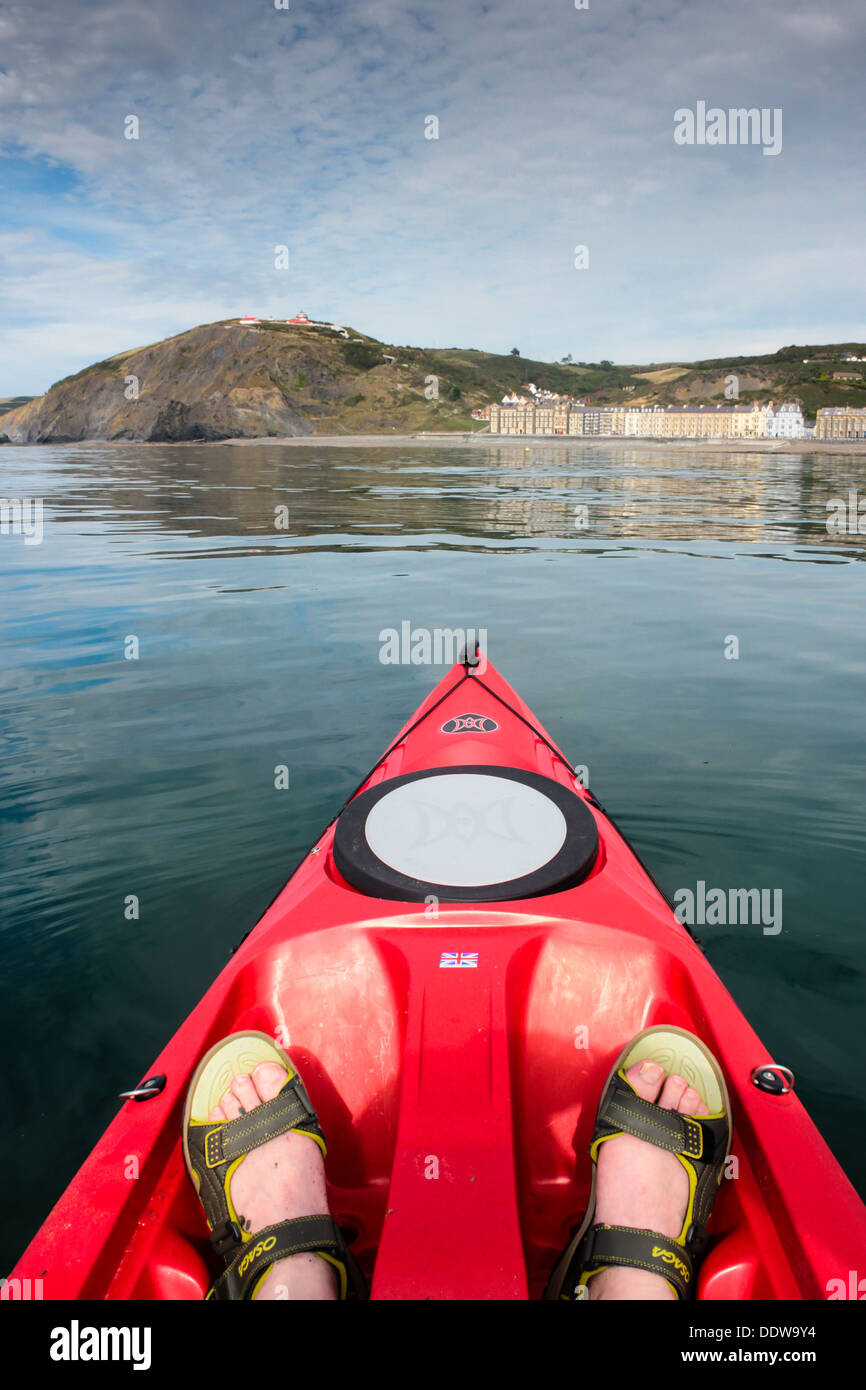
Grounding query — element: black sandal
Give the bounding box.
[182,1030,366,1300]
[545,1026,732,1300]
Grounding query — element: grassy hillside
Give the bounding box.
[0,396,35,417]
[2,322,864,444]
[437,342,866,414]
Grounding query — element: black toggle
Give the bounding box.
[211,1219,244,1257]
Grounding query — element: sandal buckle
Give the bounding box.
[292,1075,317,1119]
[211,1219,244,1257]
[579,1224,598,1266]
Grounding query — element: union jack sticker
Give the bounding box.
[439,951,479,968]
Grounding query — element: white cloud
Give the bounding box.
[0,0,864,393]
[783,13,846,41]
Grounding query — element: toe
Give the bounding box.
[658,1072,688,1110]
[252,1061,291,1103]
[219,1089,244,1120]
[230,1073,262,1112]
[678,1085,702,1115]
[624,1058,665,1101]
[208,1104,227,1122]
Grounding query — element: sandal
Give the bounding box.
[182,1030,366,1300]
[545,1025,732,1300]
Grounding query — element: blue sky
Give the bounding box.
[0,0,864,395]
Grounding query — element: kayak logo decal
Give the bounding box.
[441,713,498,734]
[439,951,478,968]
[396,794,534,853]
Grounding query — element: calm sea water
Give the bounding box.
[1,440,865,1270]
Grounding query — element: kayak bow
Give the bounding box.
[11,655,866,1300]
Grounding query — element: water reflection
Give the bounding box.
[2,442,864,558]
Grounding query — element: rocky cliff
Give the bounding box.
[0,320,476,443]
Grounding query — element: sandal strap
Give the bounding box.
[578,1223,695,1300]
[597,1075,726,1163]
[207,1215,365,1301]
[205,1073,324,1167]
[186,1073,327,1239]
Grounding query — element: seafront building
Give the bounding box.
[815,407,866,439]
[488,399,802,439]
[489,402,629,436]
[533,402,572,434]
[622,404,771,439]
[583,407,628,435]
[488,401,537,435]
[765,402,806,438]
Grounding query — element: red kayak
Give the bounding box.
[10,652,866,1300]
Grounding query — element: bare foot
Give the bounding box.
[209,1063,336,1300]
[589,1059,709,1300]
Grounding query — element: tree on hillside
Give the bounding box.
[510,347,520,357]
[561,354,573,363]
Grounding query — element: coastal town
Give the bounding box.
[482,392,866,441]
[228,312,866,443]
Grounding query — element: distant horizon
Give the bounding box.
[2,1,864,396]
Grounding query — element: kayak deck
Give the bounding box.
[11,658,866,1300]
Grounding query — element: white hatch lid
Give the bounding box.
[363,771,567,888]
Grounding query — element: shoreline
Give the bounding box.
[222,432,866,453]
[3,432,866,453]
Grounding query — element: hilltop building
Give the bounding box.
[286,310,350,336]
[236,310,351,337]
